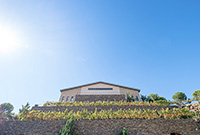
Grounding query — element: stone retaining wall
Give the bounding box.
[0,119,199,135]
[76,119,200,135]
[31,105,177,112]
[75,94,125,102]
[0,120,66,135]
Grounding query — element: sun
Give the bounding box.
[0,25,21,54]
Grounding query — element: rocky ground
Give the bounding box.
[186,102,200,111]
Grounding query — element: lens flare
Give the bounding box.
[0,25,21,54]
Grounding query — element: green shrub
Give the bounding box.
[155,100,170,105]
[59,115,76,135]
[120,127,128,135]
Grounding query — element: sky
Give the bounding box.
[0,0,200,114]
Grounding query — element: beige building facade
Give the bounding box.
[59,81,140,102]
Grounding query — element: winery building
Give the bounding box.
[59,81,141,102]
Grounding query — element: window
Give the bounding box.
[66,96,69,101]
[136,96,139,101]
[88,88,113,90]
[61,96,65,102]
[70,96,74,102]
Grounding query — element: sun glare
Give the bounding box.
[0,25,21,55]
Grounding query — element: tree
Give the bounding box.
[192,90,200,100]
[0,105,6,122]
[148,93,166,101]
[59,115,76,135]
[0,103,14,120]
[159,96,167,101]
[127,93,135,102]
[120,127,128,135]
[19,102,30,113]
[148,94,160,101]
[172,92,187,102]
[140,94,154,102]
[140,94,148,102]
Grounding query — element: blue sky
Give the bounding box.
[0,0,200,113]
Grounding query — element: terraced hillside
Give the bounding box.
[0,101,200,135]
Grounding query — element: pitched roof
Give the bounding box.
[60,81,140,92]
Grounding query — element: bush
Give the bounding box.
[59,115,76,135]
[120,127,128,135]
[155,100,170,105]
[127,93,134,102]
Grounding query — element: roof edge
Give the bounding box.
[60,81,140,92]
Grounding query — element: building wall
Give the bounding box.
[80,83,120,95]
[59,88,81,102]
[120,87,140,101]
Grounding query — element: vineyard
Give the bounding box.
[18,107,198,121]
[43,100,171,107]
